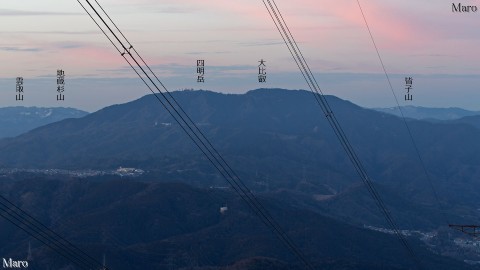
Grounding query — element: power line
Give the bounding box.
[261,0,423,268]
[449,225,480,237]
[0,195,108,269]
[355,0,449,225]
[77,1,316,269]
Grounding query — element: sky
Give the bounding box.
[0,0,479,112]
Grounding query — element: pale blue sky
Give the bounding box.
[1,0,479,111]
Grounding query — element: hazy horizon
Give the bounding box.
[2,86,480,113]
[1,1,479,109]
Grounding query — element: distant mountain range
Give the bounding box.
[0,106,88,138]
[2,89,480,268]
[1,89,480,228]
[373,105,480,120]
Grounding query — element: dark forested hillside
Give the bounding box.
[0,177,474,270]
[1,89,480,228]
[1,89,480,268]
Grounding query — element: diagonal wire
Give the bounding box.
[261,0,423,268]
[0,195,108,269]
[355,0,449,225]
[77,0,316,269]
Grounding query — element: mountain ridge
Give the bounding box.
[2,89,480,267]
[372,105,480,120]
[0,106,88,139]
[1,88,480,230]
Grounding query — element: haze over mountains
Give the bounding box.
[2,89,480,225]
[2,90,480,209]
[0,106,88,139]
[1,88,480,269]
[373,105,480,121]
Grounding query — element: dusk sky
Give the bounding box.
[1,0,479,111]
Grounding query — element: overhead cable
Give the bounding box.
[261,0,423,268]
[77,0,316,269]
